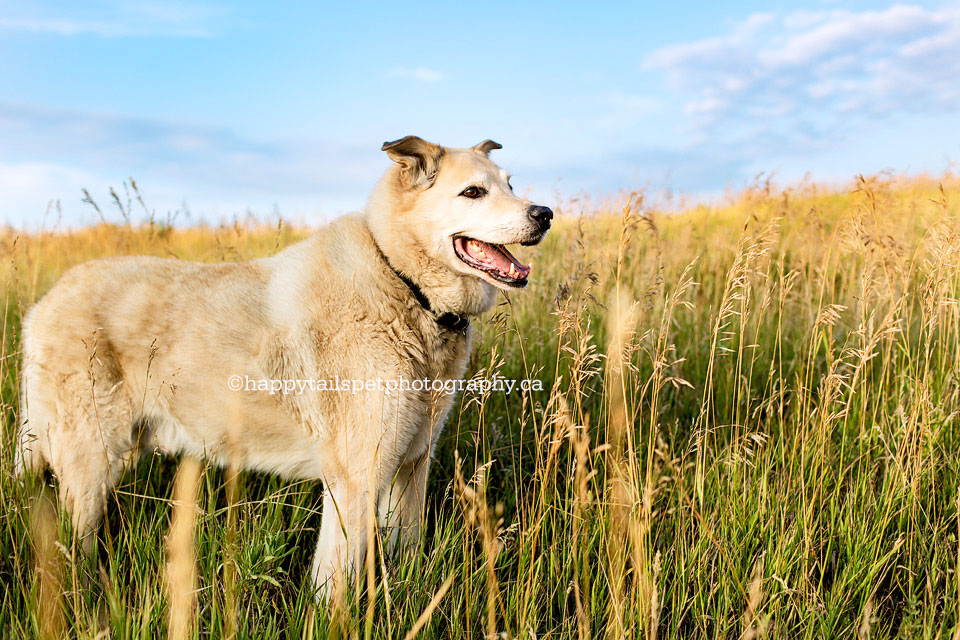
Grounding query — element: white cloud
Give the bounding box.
[642,5,960,140]
[0,103,385,226]
[644,12,774,72]
[0,161,104,228]
[0,1,224,38]
[388,66,447,83]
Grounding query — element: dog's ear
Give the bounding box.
[381,136,444,189]
[471,139,502,157]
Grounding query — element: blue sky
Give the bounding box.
[1,1,959,227]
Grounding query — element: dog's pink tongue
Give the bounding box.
[465,240,531,278]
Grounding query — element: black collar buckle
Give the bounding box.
[437,312,470,335]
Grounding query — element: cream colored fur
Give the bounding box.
[15,137,549,598]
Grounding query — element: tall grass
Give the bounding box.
[2,172,960,638]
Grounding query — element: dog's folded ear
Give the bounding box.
[471,140,502,157]
[382,136,444,189]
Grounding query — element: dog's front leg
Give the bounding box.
[311,478,376,600]
[378,453,431,554]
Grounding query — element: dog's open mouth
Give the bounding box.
[453,237,531,287]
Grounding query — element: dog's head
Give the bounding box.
[374,135,552,290]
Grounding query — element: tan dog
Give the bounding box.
[15,136,552,596]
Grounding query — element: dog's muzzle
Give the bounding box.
[521,204,553,245]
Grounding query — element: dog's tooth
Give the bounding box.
[508,263,517,276]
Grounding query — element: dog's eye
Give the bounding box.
[459,186,486,199]
[507,178,513,192]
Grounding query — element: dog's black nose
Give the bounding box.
[527,205,553,225]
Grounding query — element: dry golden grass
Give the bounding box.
[2,171,960,638]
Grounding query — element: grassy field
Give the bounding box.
[2,173,960,639]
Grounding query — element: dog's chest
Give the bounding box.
[414,322,470,379]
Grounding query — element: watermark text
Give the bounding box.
[227,374,543,396]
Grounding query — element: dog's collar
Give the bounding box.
[379,253,470,336]
[392,270,470,335]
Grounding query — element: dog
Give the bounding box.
[15,136,552,596]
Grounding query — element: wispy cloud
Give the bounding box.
[643,5,960,142]
[0,103,384,225]
[0,1,225,38]
[388,66,447,83]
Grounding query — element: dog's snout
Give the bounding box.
[527,205,553,225]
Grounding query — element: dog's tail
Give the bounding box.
[14,340,45,477]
